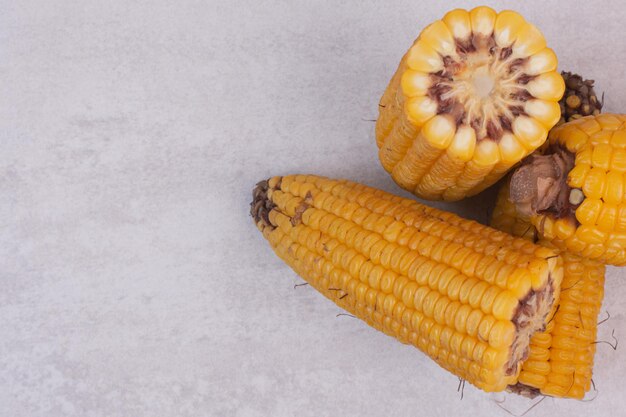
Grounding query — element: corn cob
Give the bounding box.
[508,114,626,265]
[376,7,564,201]
[251,174,562,392]
[491,177,606,399]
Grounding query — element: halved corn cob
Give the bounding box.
[251,174,562,392]
[508,114,626,265]
[491,177,606,399]
[376,6,564,201]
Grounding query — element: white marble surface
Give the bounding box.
[2,1,625,416]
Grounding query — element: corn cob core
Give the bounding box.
[251,175,562,392]
[508,114,626,265]
[376,6,564,201]
[491,177,606,399]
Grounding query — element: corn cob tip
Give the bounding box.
[558,71,603,125]
[251,179,275,227]
[252,176,312,231]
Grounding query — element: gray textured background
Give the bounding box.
[1,1,625,416]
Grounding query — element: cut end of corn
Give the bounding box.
[252,174,562,392]
[508,146,575,220]
[491,177,606,399]
[510,250,605,399]
[377,7,563,201]
[507,114,626,265]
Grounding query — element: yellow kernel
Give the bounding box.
[505,269,532,298]
[554,218,576,240]
[443,9,471,40]
[433,296,450,324]
[576,198,602,225]
[523,360,550,375]
[401,69,432,97]
[467,281,490,308]
[592,143,612,170]
[379,270,397,293]
[444,301,461,328]
[382,221,406,242]
[530,332,551,348]
[596,114,623,130]
[615,202,626,232]
[414,260,437,286]
[479,286,501,316]
[528,258,549,289]
[604,171,624,205]
[422,291,442,317]
[447,275,468,301]
[355,283,368,304]
[477,315,496,343]
[406,41,444,73]
[518,371,547,388]
[383,294,398,316]
[527,346,550,361]
[611,148,626,171]
[437,269,459,294]
[365,288,378,309]
[454,304,473,333]
[551,335,578,350]
[427,264,449,289]
[367,265,384,290]
[567,163,590,188]
[410,312,424,332]
[465,308,483,337]
[575,225,607,244]
[460,336,477,360]
[491,290,518,320]
[488,320,515,347]
[583,168,606,200]
[459,278,479,304]
[612,129,626,148]
[402,282,420,308]
[439,327,454,350]
[597,204,618,232]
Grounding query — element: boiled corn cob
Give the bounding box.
[508,114,626,265]
[376,6,564,201]
[251,174,562,392]
[491,176,606,399]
